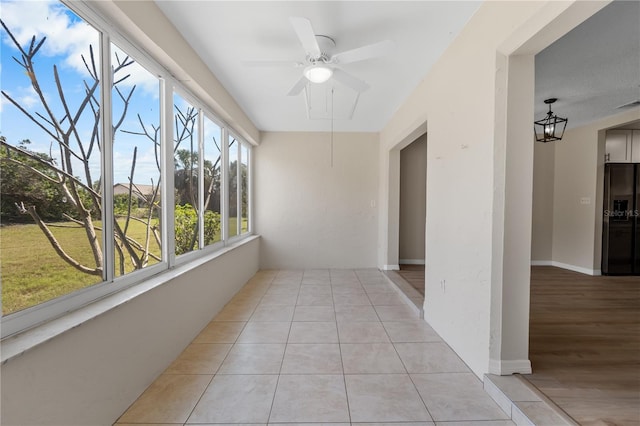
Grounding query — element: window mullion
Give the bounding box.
[247,146,253,234]
[198,109,205,249]
[221,128,229,243]
[100,32,115,283]
[162,80,176,266]
[237,143,242,236]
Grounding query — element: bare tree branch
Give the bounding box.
[0,140,100,198]
[123,147,137,235]
[16,203,102,276]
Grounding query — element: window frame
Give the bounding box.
[201,111,227,252]
[224,131,253,240]
[0,0,254,338]
[240,141,252,235]
[172,88,202,260]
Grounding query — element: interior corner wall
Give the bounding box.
[0,239,260,426]
[399,134,427,263]
[379,1,603,377]
[255,132,379,269]
[551,108,640,274]
[531,142,555,261]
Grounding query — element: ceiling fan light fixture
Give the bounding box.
[304,64,333,84]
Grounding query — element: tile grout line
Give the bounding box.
[332,270,354,425]
[380,268,437,423]
[184,272,275,426]
[183,271,273,425]
[266,269,298,424]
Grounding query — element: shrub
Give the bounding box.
[174,204,220,255]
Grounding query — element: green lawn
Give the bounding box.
[0,220,159,315]
[1,217,246,315]
[228,216,249,238]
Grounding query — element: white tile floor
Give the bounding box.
[115,269,514,426]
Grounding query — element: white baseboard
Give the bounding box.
[399,259,425,265]
[530,260,600,276]
[382,264,400,271]
[489,358,532,375]
[530,260,552,266]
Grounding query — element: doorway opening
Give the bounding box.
[398,133,427,299]
[526,1,640,419]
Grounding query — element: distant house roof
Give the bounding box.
[113,183,156,199]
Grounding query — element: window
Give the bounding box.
[0,2,103,315]
[228,135,239,238]
[203,116,223,244]
[240,143,250,234]
[225,133,251,239]
[0,1,253,337]
[173,92,200,256]
[111,42,162,277]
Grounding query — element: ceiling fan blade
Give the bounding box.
[332,69,370,93]
[331,40,394,64]
[243,60,304,68]
[290,17,321,57]
[287,75,308,96]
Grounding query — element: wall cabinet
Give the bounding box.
[606,129,640,163]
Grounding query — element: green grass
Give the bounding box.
[228,216,249,238]
[0,217,247,315]
[0,220,160,315]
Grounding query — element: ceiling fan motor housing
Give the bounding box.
[310,35,336,64]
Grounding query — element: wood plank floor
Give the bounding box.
[526,266,640,426]
[398,264,425,297]
[399,265,639,424]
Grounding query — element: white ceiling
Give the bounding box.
[155,1,481,132]
[155,1,639,133]
[535,0,640,130]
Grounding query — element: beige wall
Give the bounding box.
[550,108,640,274]
[255,132,379,269]
[380,1,547,377]
[399,133,427,263]
[4,4,630,426]
[531,143,555,261]
[1,2,265,424]
[379,1,608,377]
[1,239,260,425]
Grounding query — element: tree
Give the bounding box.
[171,107,223,252]
[228,157,248,217]
[0,19,159,276]
[174,148,221,211]
[1,18,222,277]
[0,138,75,223]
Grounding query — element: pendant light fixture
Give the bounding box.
[534,98,568,142]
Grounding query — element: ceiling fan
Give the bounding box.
[245,17,394,96]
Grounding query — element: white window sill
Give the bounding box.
[0,235,259,365]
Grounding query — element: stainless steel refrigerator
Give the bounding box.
[602,163,640,275]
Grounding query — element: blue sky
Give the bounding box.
[1,0,167,185]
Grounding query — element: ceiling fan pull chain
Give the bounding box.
[330,88,334,168]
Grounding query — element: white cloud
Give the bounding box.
[1,0,98,77]
[20,86,40,108]
[0,94,8,114]
[113,141,161,185]
[2,85,44,110]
